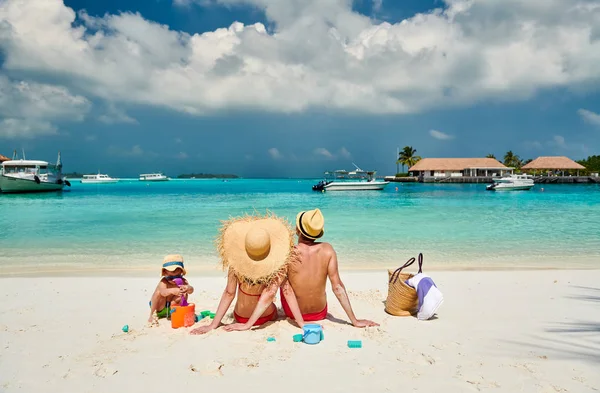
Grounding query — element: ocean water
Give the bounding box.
[1,179,599,272]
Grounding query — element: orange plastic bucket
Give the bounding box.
[170,303,196,329]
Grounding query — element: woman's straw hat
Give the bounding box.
[162,254,187,276]
[217,212,296,284]
[296,208,324,240]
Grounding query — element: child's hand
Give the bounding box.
[179,285,190,293]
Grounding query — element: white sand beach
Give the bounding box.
[1,270,599,393]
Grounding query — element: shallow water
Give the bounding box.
[1,179,599,271]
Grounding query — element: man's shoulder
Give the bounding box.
[313,241,335,254]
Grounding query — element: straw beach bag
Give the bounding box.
[385,253,424,316]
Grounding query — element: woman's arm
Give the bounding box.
[222,274,283,332]
[280,279,305,329]
[190,269,237,335]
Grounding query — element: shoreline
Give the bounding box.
[2,263,599,278]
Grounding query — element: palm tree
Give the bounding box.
[486,154,496,159]
[503,150,521,168]
[397,146,422,172]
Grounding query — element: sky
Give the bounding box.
[1,0,599,177]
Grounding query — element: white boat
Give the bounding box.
[486,174,534,191]
[0,151,71,193]
[80,173,119,184]
[313,164,389,191]
[139,172,169,182]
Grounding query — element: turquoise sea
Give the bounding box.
[1,179,599,273]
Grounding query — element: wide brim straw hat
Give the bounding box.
[217,211,297,284]
[161,254,187,276]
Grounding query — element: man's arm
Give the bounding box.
[327,245,379,328]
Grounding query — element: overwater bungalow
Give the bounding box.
[409,158,513,179]
[521,156,586,176]
[0,154,9,163]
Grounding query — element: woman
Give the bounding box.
[190,212,304,335]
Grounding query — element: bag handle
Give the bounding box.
[388,253,425,284]
[389,257,416,284]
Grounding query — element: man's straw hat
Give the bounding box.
[296,208,324,240]
[217,212,296,284]
[162,254,186,276]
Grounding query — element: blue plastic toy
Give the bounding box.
[122,325,129,333]
[302,324,324,345]
[347,340,362,348]
[267,337,276,342]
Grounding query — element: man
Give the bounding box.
[280,208,379,328]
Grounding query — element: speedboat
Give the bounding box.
[139,172,169,181]
[486,174,534,191]
[0,151,71,193]
[80,173,119,184]
[312,164,389,191]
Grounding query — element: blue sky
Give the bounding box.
[1,0,599,177]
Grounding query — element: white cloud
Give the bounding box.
[313,147,335,159]
[98,103,138,125]
[0,75,90,138]
[85,135,97,142]
[372,0,383,13]
[553,135,566,147]
[108,144,153,157]
[1,0,600,118]
[175,137,183,143]
[268,147,282,159]
[339,147,352,159]
[429,129,454,140]
[528,135,588,154]
[177,151,189,159]
[578,108,600,126]
[0,118,57,138]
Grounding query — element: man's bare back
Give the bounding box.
[284,210,379,328]
[287,241,332,314]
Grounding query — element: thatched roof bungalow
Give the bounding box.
[409,158,512,178]
[0,154,10,163]
[521,156,585,172]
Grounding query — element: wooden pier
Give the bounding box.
[385,176,600,184]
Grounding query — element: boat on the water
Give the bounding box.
[139,172,169,182]
[486,174,534,191]
[312,164,389,191]
[0,151,71,193]
[80,173,119,184]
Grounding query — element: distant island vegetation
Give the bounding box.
[177,173,239,179]
[63,172,240,179]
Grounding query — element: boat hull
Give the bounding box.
[486,184,534,191]
[139,177,169,182]
[0,175,65,193]
[80,179,119,184]
[323,181,389,191]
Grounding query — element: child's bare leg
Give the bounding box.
[148,289,167,324]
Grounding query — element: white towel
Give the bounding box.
[406,273,444,320]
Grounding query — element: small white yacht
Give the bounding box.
[313,164,389,191]
[486,174,534,191]
[0,151,71,193]
[80,173,119,184]
[139,172,169,182]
